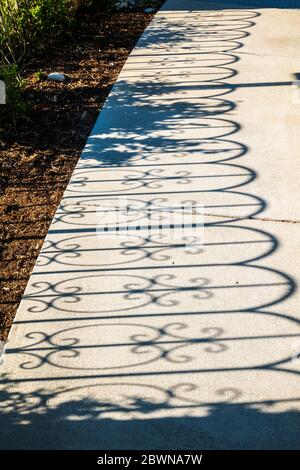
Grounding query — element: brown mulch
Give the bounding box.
[0,7,155,341]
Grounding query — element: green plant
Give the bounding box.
[0,0,73,68]
[0,0,73,127]
[34,69,46,81]
[0,0,26,66]
[0,64,26,128]
[27,0,72,41]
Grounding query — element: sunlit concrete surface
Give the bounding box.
[1,0,300,449]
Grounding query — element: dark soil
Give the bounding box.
[0,6,155,341]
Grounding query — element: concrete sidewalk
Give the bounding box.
[1,0,300,449]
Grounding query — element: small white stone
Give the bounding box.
[47,72,66,82]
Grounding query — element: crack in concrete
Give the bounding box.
[238,51,298,59]
[203,212,300,224]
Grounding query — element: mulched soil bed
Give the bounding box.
[0,6,154,341]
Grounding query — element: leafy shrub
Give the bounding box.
[0,64,26,128]
[0,1,26,66]
[27,0,72,40]
[0,0,72,126]
[0,0,72,67]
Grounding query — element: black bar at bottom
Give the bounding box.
[0,450,298,467]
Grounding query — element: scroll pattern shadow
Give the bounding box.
[2,6,300,449]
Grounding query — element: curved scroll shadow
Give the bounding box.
[1,379,300,449]
[13,6,299,378]
[4,2,300,450]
